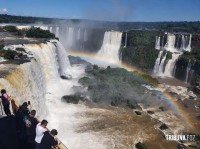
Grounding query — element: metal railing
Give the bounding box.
[57,137,68,149]
[0,100,4,116]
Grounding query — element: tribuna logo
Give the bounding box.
[166,135,195,141]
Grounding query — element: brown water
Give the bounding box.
[76,102,178,149]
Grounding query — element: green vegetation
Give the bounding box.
[79,77,92,86]
[3,25,18,32]
[3,49,17,60]
[1,25,56,39]
[26,27,55,39]
[1,14,200,32]
[166,51,172,59]
[133,71,159,86]
[121,30,162,70]
[0,44,4,50]
[78,65,158,107]
[2,25,24,36]
[121,47,159,70]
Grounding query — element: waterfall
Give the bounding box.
[77,28,81,40]
[0,40,72,116]
[161,36,164,49]
[0,40,108,148]
[158,53,167,76]
[83,29,87,42]
[49,26,53,33]
[163,53,181,77]
[164,33,176,52]
[185,34,192,52]
[153,51,163,74]
[181,35,186,51]
[96,31,122,64]
[124,32,127,48]
[56,27,59,37]
[153,33,192,78]
[54,41,72,79]
[185,59,192,83]
[172,64,177,77]
[66,27,74,48]
[155,36,161,50]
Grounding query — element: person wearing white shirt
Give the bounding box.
[35,120,48,149]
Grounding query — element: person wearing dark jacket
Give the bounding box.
[39,129,58,149]
[26,110,39,149]
[0,89,11,117]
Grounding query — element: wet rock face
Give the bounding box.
[135,111,142,115]
[61,95,84,104]
[159,124,168,130]
[61,74,72,80]
[135,142,148,149]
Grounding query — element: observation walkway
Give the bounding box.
[0,100,68,149]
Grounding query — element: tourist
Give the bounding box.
[35,119,48,149]
[39,129,58,149]
[26,110,40,149]
[16,102,30,148]
[0,89,11,117]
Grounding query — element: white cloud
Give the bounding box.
[0,8,8,14]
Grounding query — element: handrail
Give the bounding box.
[56,137,68,149]
[0,101,4,116]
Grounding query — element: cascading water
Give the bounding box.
[0,40,108,149]
[164,33,176,52]
[155,36,161,50]
[56,27,59,37]
[181,35,186,51]
[161,36,165,49]
[124,32,127,48]
[154,33,192,78]
[158,53,167,76]
[83,29,87,42]
[185,34,192,52]
[53,41,72,79]
[96,31,122,64]
[153,51,163,74]
[77,28,81,40]
[163,53,181,77]
[49,26,53,33]
[185,59,192,83]
[66,27,74,48]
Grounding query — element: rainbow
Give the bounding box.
[67,50,200,135]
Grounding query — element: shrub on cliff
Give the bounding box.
[3,25,18,32]
[26,27,55,39]
[166,51,172,59]
[0,44,4,50]
[4,49,17,59]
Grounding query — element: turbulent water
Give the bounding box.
[0,38,194,148]
[96,31,122,64]
[0,40,110,148]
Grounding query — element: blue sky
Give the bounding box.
[0,0,200,22]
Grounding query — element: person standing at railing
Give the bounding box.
[0,89,11,117]
[39,129,58,149]
[35,120,48,149]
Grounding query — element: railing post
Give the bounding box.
[0,101,4,116]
